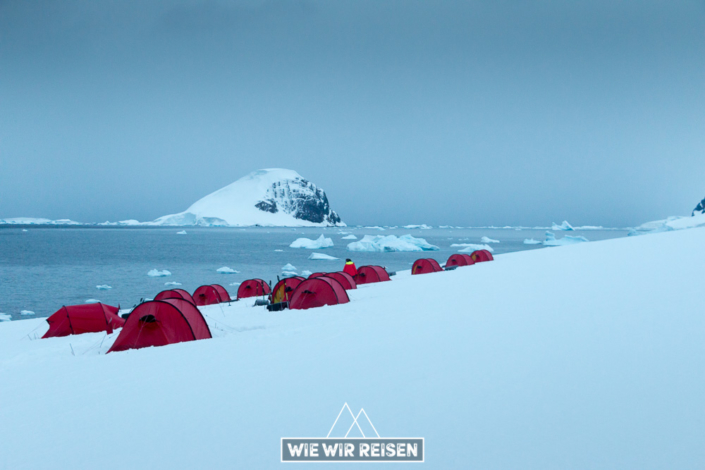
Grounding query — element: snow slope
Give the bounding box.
[1,229,704,469]
[153,169,343,227]
[631,212,705,235]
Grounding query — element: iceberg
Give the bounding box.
[341,234,357,240]
[480,236,500,243]
[96,285,112,290]
[282,263,297,272]
[403,224,432,229]
[347,234,439,253]
[164,281,182,286]
[274,249,284,252]
[551,221,575,231]
[290,235,334,249]
[148,269,172,277]
[523,239,542,245]
[176,230,187,235]
[0,313,10,322]
[629,212,705,236]
[85,299,100,304]
[20,310,35,315]
[229,282,241,287]
[543,231,589,246]
[309,253,339,260]
[301,270,312,277]
[217,267,239,274]
[454,244,495,253]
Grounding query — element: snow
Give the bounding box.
[523,238,542,245]
[543,231,589,246]
[95,285,112,290]
[308,253,339,261]
[480,236,500,243]
[118,219,142,226]
[164,282,182,286]
[282,263,297,272]
[452,243,495,253]
[289,235,334,249]
[0,313,10,322]
[347,235,439,253]
[147,269,172,277]
[152,169,344,227]
[19,310,35,315]
[630,212,705,236]
[341,234,357,240]
[217,267,239,274]
[176,230,187,235]
[1,228,704,468]
[551,220,575,231]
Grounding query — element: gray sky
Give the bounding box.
[1,0,703,227]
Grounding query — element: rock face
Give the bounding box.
[693,197,705,216]
[154,169,344,227]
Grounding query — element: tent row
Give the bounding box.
[412,250,494,275]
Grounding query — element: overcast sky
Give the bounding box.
[1,0,703,226]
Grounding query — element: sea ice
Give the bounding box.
[481,236,500,243]
[20,310,35,315]
[347,234,439,252]
[543,231,589,246]
[96,285,112,290]
[341,234,357,240]
[217,267,239,274]
[229,282,241,286]
[164,281,182,286]
[523,239,542,245]
[0,313,10,321]
[403,224,432,229]
[551,221,575,231]
[309,253,339,260]
[176,230,187,235]
[289,235,334,249]
[456,244,495,253]
[274,249,284,252]
[147,269,172,277]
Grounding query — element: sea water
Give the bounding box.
[0,226,628,320]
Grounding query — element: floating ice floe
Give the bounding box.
[551,221,574,231]
[309,253,339,261]
[20,310,35,315]
[0,313,11,321]
[301,270,312,277]
[403,224,432,229]
[341,234,357,240]
[217,267,239,274]
[85,299,100,304]
[148,269,172,277]
[481,236,500,243]
[543,231,588,246]
[96,285,112,290]
[347,234,439,253]
[229,282,241,287]
[523,239,542,245]
[289,235,334,249]
[165,281,182,286]
[281,272,298,278]
[22,229,28,232]
[176,230,187,235]
[274,249,284,252]
[282,263,297,272]
[455,244,495,253]
[365,226,386,231]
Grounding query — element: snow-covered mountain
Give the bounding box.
[153,169,344,227]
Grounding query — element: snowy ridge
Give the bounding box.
[153,169,344,227]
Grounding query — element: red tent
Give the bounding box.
[445,254,475,268]
[270,276,305,304]
[470,249,494,263]
[308,272,327,279]
[107,299,211,353]
[193,285,223,306]
[289,277,350,310]
[237,279,271,299]
[355,265,391,285]
[412,258,443,275]
[43,303,124,339]
[211,284,231,302]
[154,288,196,305]
[322,271,357,290]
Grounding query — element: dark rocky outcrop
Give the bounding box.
[256,177,342,225]
[693,198,705,216]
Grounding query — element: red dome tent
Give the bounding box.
[322,272,357,290]
[445,254,475,268]
[42,303,124,339]
[107,298,211,353]
[412,258,443,275]
[237,279,271,299]
[211,284,231,302]
[308,272,327,279]
[289,277,350,310]
[270,276,305,304]
[193,285,224,306]
[154,288,196,305]
[355,265,391,285]
[470,249,494,263]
